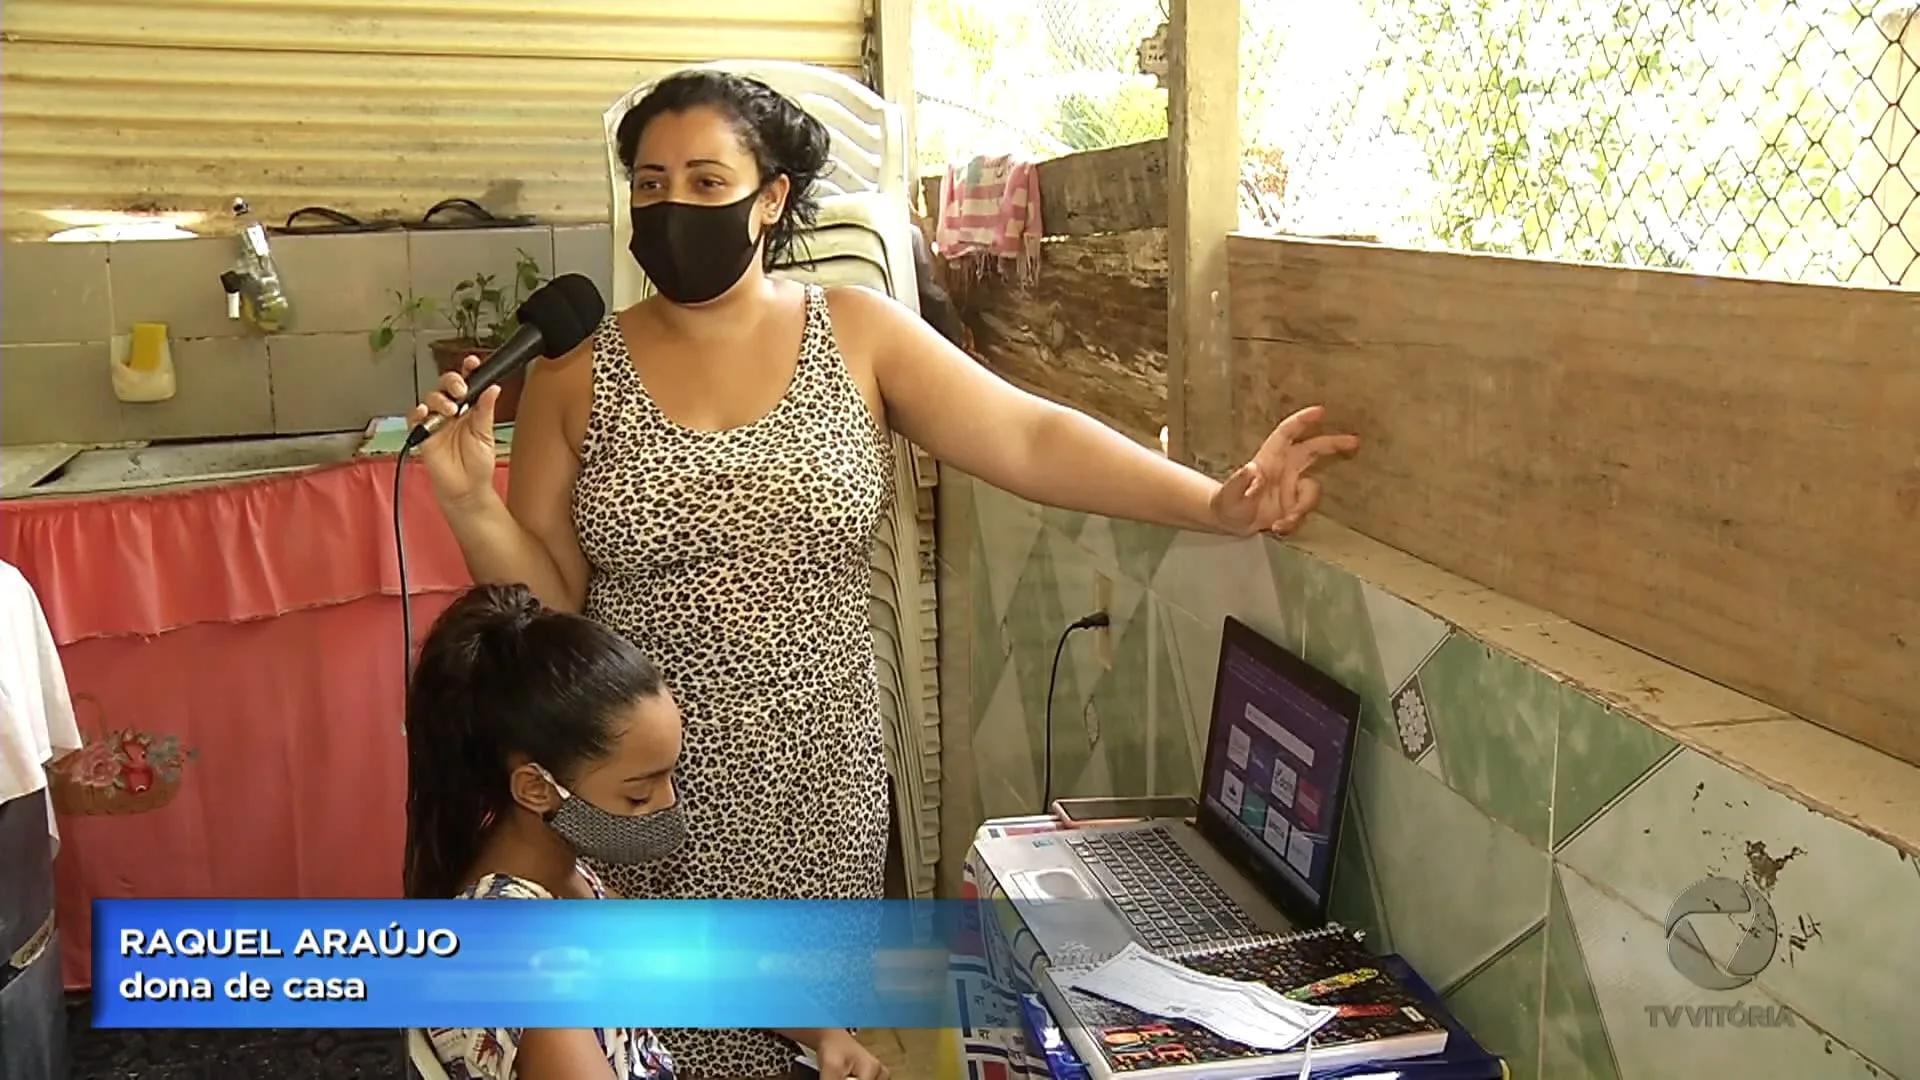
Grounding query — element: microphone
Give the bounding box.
[404,273,606,450]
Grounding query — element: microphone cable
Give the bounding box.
[385,273,604,720]
[393,447,414,720]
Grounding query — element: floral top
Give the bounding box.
[426,866,674,1080]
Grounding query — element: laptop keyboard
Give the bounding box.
[1064,827,1265,950]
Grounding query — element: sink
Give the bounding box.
[4,433,365,498]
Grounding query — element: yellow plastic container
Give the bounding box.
[112,322,178,403]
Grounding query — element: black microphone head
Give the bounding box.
[552,272,607,325]
[516,273,606,358]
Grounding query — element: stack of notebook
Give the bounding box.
[357,416,515,456]
[1027,929,1505,1080]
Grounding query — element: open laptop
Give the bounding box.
[975,616,1363,961]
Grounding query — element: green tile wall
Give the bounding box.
[938,470,1916,1080]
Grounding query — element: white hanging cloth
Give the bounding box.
[0,559,82,852]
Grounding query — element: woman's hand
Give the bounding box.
[1209,405,1360,537]
[805,1029,890,1080]
[406,355,501,508]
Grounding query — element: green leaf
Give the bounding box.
[369,325,394,351]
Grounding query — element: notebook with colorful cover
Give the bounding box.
[1038,925,1448,1079]
[1331,954,1507,1080]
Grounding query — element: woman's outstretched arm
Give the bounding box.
[840,287,1358,537]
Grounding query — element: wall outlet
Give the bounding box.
[1093,571,1113,670]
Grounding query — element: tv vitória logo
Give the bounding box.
[1664,876,1778,990]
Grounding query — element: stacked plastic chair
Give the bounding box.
[602,62,943,900]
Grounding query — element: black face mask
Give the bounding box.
[628,192,764,306]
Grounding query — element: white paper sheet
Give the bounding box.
[1060,943,1337,1052]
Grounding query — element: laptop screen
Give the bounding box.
[1196,617,1362,927]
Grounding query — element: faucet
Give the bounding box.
[219,197,291,333]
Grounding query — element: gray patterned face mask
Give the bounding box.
[534,767,687,866]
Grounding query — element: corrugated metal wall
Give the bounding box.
[0,0,869,237]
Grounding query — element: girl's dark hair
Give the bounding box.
[615,69,832,270]
[402,584,663,899]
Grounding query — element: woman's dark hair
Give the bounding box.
[402,584,663,898]
[615,69,832,269]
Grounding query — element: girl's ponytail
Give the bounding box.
[402,584,538,898]
[401,584,664,898]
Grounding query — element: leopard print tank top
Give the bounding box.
[570,284,894,1077]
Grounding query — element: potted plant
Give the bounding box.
[371,248,547,423]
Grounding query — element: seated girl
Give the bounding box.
[404,583,682,1080]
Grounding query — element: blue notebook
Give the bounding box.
[1022,992,1091,1080]
[1022,954,1505,1080]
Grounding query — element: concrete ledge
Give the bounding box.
[1289,517,1920,859]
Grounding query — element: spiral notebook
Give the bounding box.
[1037,925,1448,1080]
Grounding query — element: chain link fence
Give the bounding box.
[911,0,1916,286]
[912,0,1170,174]
[1241,0,1920,286]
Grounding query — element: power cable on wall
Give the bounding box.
[1042,611,1111,813]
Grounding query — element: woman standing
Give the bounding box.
[410,70,1356,1078]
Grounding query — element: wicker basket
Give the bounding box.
[48,695,194,817]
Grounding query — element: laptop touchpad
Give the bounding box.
[1012,868,1095,900]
